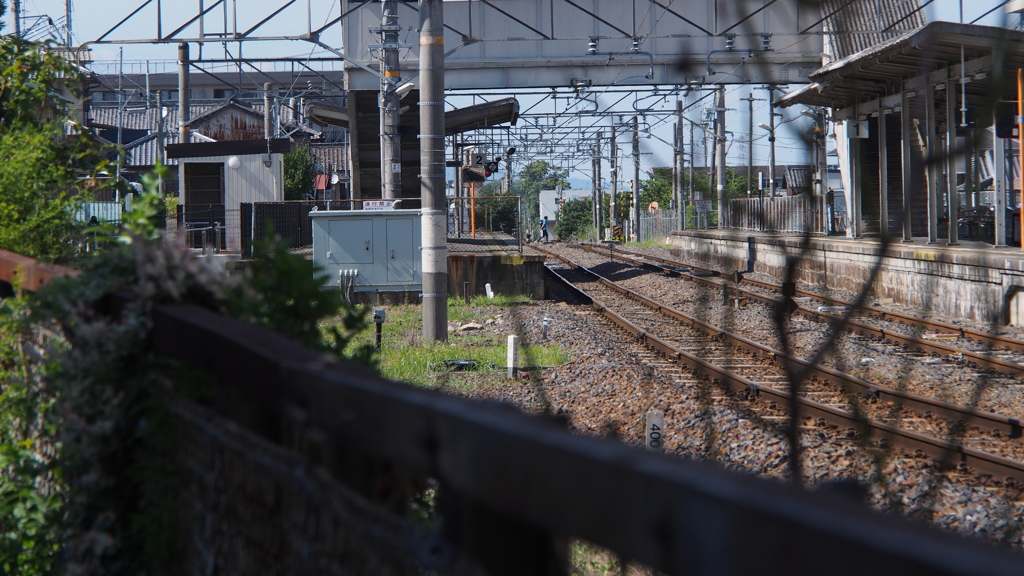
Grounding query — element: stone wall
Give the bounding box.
[669,231,1024,325]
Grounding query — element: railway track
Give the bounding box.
[534,244,1024,484]
[581,241,1024,358]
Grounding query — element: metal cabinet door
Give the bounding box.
[386,217,415,282]
[328,218,374,264]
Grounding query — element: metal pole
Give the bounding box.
[13,0,20,37]
[901,90,913,242]
[947,76,959,246]
[65,0,73,46]
[675,98,684,229]
[263,82,273,139]
[117,48,123,191]
[878,107,888,237]
[593,132,602,235]
[632,115,640,241]
[381,0,401,200]
[994,127,1007,247]
[610,121,618,240]
[419,0,447,342]
[768,99,777,202]
[690,121,695,229]
[156,92,165,195]
[1019,68,1023,249]
[742,93,755,197]
[716,85,727,228]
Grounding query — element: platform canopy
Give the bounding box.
[776,21,1024,120]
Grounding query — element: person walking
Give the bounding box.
[539,216,549,242]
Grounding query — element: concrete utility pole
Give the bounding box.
[380,0,402,200]
[178,43,190,143]
[609,121,618,240]
[690,122,696,227]
[715,85,727,228]
[419,0,447,342]
[592,131,602,233]
[740,93,764,197]
[632,115,641,241]
[13,0,20,37]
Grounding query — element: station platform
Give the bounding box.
[446,231,547,300]
[669,229,1024,327]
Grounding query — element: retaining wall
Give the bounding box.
[669,230,1024,326]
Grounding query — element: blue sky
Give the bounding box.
[6,0,1020,179]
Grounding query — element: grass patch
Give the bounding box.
[322,297,568,389]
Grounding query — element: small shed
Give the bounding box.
[166,138,292,251]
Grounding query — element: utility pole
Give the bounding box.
[379,0,401,200]
[632,115,641,242]
[13,0,20,37]
[610,120,618,240]
[690,122,695,228]
[740,93,765,197]
[419,0,447,342]
[715,85,727,228]
[177,43,190,143]
[674,98,683,229]
[65,0,73,45]
[593,131,602,234]
[768,102,777,201]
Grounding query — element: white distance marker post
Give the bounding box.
[646,409,665,452]
[485,283,494,298]
[507,334,519,379]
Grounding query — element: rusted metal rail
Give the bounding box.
[4,248,1024,574]
[580,243,1024,375]
[539,246,1024,484]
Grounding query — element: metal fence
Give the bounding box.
[638,209,683,243]
[240,200,365,258]
[726,194,847,235]
[76,201,122,225]
[177,204,239,252]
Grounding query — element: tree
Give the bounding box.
[639,168,672,209]
[283,143,318,201]
[553,198,594,241]
[0,34,111,263]
[513,160,570,223]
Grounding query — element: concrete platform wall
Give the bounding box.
[669,231,1024,326]
[448,253,547,300]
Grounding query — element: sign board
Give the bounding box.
[363,200,395,210]
[846,120,869,139]
[695,200,713,214]
[391,162,401,173]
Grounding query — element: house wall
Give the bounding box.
[178,153,284,251]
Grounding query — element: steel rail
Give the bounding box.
[541,247,1023,437]
[580,242,1024,369]
[541,249,1024,483]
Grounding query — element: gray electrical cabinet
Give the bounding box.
[310,209,421,293]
